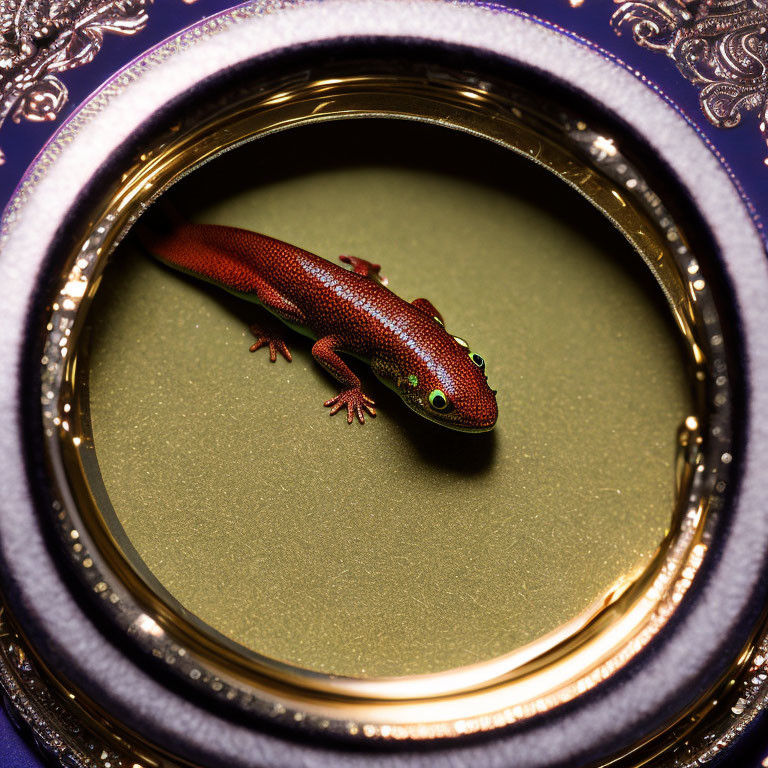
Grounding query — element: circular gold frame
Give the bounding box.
[35,64,733,747]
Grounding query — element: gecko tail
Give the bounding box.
[155,200,186,227]
[133,212,272,298]
[134,200,186,249]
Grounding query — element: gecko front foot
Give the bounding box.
[324,388,376,424]
[249,323,292,362]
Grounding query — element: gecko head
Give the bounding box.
[383,336,498,433]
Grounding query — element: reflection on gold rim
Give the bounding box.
[37,66,731,741]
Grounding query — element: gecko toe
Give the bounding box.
[324,388,376,425]
[249,327,291,363]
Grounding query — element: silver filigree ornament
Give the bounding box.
[0,0,152,165]
[612,0,768,163]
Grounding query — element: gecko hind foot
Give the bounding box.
[249,324,292,362]
[324,388,376,424]
[339,255,388,285]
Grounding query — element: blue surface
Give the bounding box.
[0,4,234,763]
[1,1,766,766]
[1,0,765,239]
[0,708,41,768]
[0,0,237,204]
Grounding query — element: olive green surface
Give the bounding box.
[88,120,691,678]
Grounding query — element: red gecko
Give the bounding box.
[144,222,498,431]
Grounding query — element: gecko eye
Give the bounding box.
[470,352,486,370]
[429,389,451,411]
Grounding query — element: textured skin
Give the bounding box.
[144,222,497,431]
